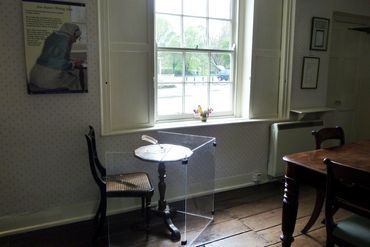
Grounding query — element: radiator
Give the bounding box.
[268,120,324,177]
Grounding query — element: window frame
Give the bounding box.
[98,0,295,135]
[154,0,238,122]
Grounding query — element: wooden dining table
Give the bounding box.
[280,139,370,247]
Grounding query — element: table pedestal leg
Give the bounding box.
[280,164,300,247]
[155,162,181,241]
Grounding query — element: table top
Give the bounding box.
[283,139,370,174]
[134,144,193,162]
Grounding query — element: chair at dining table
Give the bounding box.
[324,158,370,247]
[85,126,154,241]
[302,126,345,234]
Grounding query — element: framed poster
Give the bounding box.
[301,57,320,89]
[22,0,88,94]
[310,17,330,51]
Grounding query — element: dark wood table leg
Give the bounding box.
[280,164,300,247]
[155,162,181,241]
[301,188,325,233]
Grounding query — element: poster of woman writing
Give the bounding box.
[22,0,87,94]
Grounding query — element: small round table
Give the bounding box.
[134,144,193,242]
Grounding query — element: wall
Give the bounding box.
[0,0,272,236]
[290,0,370,109]
[2,0,369,237]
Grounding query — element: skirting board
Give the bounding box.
[0,173,274,237]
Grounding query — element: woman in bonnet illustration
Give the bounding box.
[29,22,83,92]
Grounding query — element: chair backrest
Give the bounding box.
[312,126,345,149]
[85,126,106,189]
[324,158,370,225]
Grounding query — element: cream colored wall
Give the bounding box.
[0,0,272,236]
[326,12,370,142]
[290,0,370,109]
[1,0,369,237]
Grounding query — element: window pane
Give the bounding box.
[209,20,232,49]
[210,83,233,112]
[158,52,183,83]
[156,0,181,15]
[211,53,231,82]
[184,0,207,17]
[185,52,209,83]
[185,83,208,113]
[184,17,207,48]
[157,84,182,115]
[156,14,181,47]
[209,0,232,19]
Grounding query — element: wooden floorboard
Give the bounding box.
[0,181,351,246]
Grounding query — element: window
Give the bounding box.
[155,0,236,120]
[99,0,293,134]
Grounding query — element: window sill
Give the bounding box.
[102,117,284,136]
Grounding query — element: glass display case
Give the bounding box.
[105,131,216,246]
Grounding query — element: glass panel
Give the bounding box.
[185,138,216,246]
[185,52,209,82]
[211,53,231,82]
[209,20,232,49]
[156,131,216,246]
[210,82,233,112]
[156,14,181,47]
[185,83,208,114]
[157,83,183,115]
[155,0,181,15]
[157,52,183,83]
[184,17,207,49]
[183,0,207,17]
[209,0,232,19]
[105,132,216,246]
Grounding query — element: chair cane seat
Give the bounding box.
[106,173,153,192]
[85,126,154,241]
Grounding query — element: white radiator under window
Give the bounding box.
[268,120,324,177]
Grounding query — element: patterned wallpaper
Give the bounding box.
[0,0,271,232]
[0,0,101,215]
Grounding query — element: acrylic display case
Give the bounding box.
[105,131,216,246]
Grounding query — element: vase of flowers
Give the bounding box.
[193,105,213,122]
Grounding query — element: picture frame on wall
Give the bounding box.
[310,17,330,51]
[301,56,320,89]
[22,0,88,94]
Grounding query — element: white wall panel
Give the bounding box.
[109,0,149,43]
[250,52,280,118]
[249,0,283,118]
[110,52,150,130]
[101,0,154,133]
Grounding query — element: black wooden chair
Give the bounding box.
[312,126,345,150]
[324,158,370,247]
[302,126,345,233]
[85,126,154,240]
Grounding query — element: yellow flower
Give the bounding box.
[197,105,203,114]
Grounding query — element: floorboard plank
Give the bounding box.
[191,219,251,246]
[204,231,268,247]
[240,193,316,232]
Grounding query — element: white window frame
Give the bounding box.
[98,0,295,135]
[154,0,238,122]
